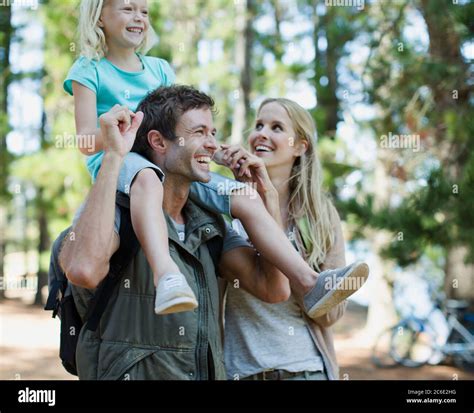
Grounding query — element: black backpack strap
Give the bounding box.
[45,226,73,317]
[84,192,138,332]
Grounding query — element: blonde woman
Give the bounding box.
[219,98,361,380]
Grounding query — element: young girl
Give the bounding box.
[65,0,196,314]
[66,0,365,318]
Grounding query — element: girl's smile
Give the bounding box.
[100,0,149,50]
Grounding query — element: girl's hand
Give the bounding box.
[99,105,143,158]
[213,145,252,180]
[218,144,274,196]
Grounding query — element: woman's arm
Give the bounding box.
[72,81,104,155]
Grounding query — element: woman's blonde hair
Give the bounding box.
[79,0,158,61]
[257,98,336,271]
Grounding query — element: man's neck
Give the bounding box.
[162,174,191,225]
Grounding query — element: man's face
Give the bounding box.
[162,108,218,183]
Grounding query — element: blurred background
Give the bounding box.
[0,0,473,380]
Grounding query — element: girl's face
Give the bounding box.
[248,102,307,169]
[100,0,150,50]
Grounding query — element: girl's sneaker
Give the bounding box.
[154,273,198,315]
[302,261,369,319]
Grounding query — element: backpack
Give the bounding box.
[45,193,223,376]
[44,193,139,375]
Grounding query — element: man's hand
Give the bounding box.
[99,105,144,158]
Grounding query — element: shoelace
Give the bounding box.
[163,276,183,289]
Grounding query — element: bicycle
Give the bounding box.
[372,284,474,371]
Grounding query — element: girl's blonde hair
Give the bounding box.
[79,0,158,60]
[258,98,336,271]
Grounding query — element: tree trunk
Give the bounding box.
[231,0,255,145]
[33,108,50,305]
[363,153,398,343]
[320,7,339,135]
[419,0,473,300]
[445,246,474,301]
[270,0,284,63]
[0,4,12,301]
[34,187,49,306]
[312,3,340,137]
[172,0,201,74]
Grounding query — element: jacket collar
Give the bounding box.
[165,198,224,255]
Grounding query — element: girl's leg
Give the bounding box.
[130,169,180,285]
[231,191,369,318]
[230,191,317,297]
[118,153,197,315]
[130,169,198,314]
[190,173,368,317]
[190,173,317,294]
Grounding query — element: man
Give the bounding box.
[59,85,291,380]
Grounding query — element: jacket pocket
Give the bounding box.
[98,343,195,380]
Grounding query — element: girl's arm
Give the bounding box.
[72,81,104,155]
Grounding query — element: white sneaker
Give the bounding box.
[154,273,198,315]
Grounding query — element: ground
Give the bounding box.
[0,298,473,380]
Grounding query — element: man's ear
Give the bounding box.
[147,130,167,154]
[98,16,104,28]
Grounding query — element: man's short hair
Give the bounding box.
[132,85,216,160]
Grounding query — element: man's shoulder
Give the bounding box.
[184,198,226,231]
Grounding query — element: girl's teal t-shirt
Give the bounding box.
[64,54,175,179]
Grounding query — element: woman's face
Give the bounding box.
[100,0,150,50]
[248,102,306,170]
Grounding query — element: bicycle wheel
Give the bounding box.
[449,331,474,372]
[390,319,435,367]
[372,327,398,368]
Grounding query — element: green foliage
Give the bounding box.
[335,0,474,273]
[11,147,89,236]
[3,0,473,288]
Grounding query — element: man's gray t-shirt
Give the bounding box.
[169,218,252,255]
